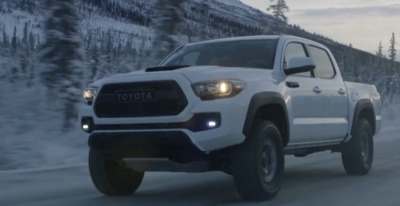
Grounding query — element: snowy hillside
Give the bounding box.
[0,0,272,55]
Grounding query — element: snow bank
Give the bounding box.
[0,84,87,170]
[381,103,400,132]
[0,126,87,170]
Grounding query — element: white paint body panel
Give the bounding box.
[80,35,381,152]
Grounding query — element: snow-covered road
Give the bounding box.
[1,128,399,206]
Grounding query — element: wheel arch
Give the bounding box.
[242,92,290,147]
[351,99,376,136]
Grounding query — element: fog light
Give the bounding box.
[82,124,90,131]
[208,121,217,128]
[81,117,94,133]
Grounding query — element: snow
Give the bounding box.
[80,15,153,49]
[0,4,153,51]
[0,126,88,170]
[0,83,87,170]
[0,9,44,42]
[214,0,244,8]
[379,103,400,137]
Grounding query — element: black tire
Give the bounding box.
[341,118,373,175]
[232,120,284,201]
[89,149,144,196]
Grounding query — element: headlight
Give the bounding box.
[83,88,98,105]
[192,80,245,100]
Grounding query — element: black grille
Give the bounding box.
[94,81,188,118]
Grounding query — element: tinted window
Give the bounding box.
[309,46,335,79]
[181,52,200,65]
[284,43,311,77]
[162,39,278,69]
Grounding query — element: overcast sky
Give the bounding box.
[240,0,400,59]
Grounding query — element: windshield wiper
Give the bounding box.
[145,65,190,72]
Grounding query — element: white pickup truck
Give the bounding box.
[80,35,381,201]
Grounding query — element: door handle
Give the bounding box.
[286,81,299,88]
[313,86,322,94]
[338,88,346,95]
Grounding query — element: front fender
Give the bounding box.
[242,92,289,144]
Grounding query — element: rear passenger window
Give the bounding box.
[284,43,311,77]
[309,46,335,79]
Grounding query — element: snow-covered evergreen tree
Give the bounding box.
[40,0,85,129]
[19,23,30,79]
[97,29,114,79]
[151,0,187,63]
[87,44,100,83]
[267,0,289,34]
[199,0,211,41]
[11,26,18,56]
[389,33,396,65]
[2,28,9,49]
[376,41,383,58]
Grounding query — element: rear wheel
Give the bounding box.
[232,120,284,201]
[341,118,373,175]
[89,149,144,196]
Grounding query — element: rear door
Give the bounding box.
[308,45,349,140]
[284,42,324,144]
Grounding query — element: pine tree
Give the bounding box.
[267,0,289,23]
[27,31,36,86]
[1,28,10,58]
[120,38,137,71]
[389,32,396,64]
[152,0,187,63]
[136,33,148,69]
[267,0,289,34]
[376,41,383,58]
[2,28,9,48]
[11,26,17,56]
[28,31,35,51]
[20,22,30,76]
[22,22,28,44]
[199,0,210,41]
[40,0,85,129]
[97,29,114,79]
[87,44,100,82]
[376,41,384,71]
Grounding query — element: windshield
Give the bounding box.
[161,39,278,69]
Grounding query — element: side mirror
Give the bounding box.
[284,57,315,75]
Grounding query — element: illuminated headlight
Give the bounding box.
[83,88,97,105]
[192,80,245,100]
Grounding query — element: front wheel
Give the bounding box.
[89,149,144,196]
[232,120,284,201]
[341,118,374,175]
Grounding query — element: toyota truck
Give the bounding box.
[80,35,381,201]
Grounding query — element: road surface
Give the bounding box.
[1,128,399,206]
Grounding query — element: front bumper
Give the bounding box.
[80,74,249,153]
[88,131,204,163]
